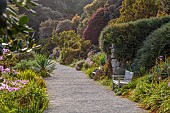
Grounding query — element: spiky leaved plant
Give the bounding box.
[33,54,55,77]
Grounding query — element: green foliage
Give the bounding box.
[84,0,106,17]
[33,54,55,77]
[17,70,46,88]
[17,69,38,80]
[99,77,112,89]
[84,67,96,78]
[0,80,48,113]
[52,30,81,49]
[16,51,36,61]
[119,58,170,113]
[89,52,106,66]
[116,0,158,23]
[36,0,92,16]
[159,0,170,14]
[59,48,81,65]
[0,0,38,55]
[133,22,170,71]
[38,38,56,56]
[100,16,170,65]
[39,18,58,38]
[0,53,18,68]
[56,19,73,33]
[14,60,35,71]
[52,30,91,65]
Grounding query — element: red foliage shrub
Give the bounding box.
[82,8,110,45]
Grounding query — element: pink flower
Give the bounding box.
[0,56,3,60]
[3,48,10,54]
[4,68,10,73]
[158,56,163,61]
[13,70,17,74]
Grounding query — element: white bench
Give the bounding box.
[112,70,134,90]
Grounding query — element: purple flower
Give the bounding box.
[20,80,29,85]
[168,82,170,87]
[7,87,20,92]
[0,65,4,71]
[0,83,9,91]
[15,80,29,85]
[85,58,94,65]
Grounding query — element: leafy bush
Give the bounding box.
[56,19,73,33]
[14,60,35,71]
[33,54,55,77]
[59,48,81,65]
[38,38,56,56]
[100,16,170,64]
[83,8,110,45]
[116,0,158,23]
[39,18,58,38]
[16,51,36,61]
[159,0,170,14]
[132,22,170,71]
[52,30,91,65]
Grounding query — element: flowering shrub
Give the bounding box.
[0,70,48,112]
[0,48,18,76]
[0,78,28,92]
[85,58,94,66]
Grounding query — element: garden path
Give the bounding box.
[44,63,146,113]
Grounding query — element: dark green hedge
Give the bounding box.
[99,16,170,64]
[132,22,170,71]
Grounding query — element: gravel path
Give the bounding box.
[44,63,147,113]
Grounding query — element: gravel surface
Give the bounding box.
[44,63,147,113]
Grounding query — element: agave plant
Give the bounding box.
[33,54,55,77]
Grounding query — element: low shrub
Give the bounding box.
[33,54,55,77]
[13,60,35,71]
